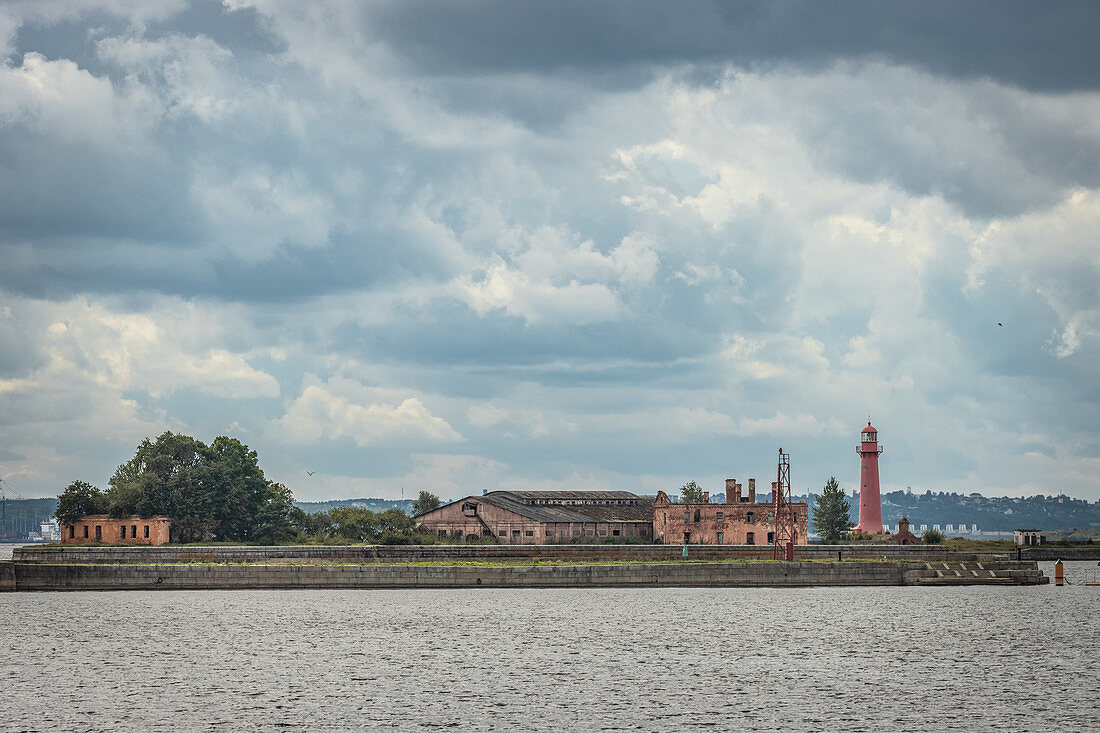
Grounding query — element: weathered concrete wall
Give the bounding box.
[61,515,171,546]
[0,562,14,592]
[13,543,1012,565]
[8,560,917,591]
[2,560,1045,592]
[1018,547,1100,561]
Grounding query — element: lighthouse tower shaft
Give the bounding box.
[855,422,884,535]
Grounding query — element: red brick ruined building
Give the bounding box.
[61,515,171,546]
[414,491,654,544]
[652,479,809,546]
[890,517,922,545]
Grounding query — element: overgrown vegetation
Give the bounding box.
[289,505,432,544]
[57,432,296,544]
[921,528,944,544]
[811,477,852,543]
[678,481,706,503]
[410,490,442,516]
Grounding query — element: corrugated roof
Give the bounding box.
[504,490,640,500]
[482,491,655,523]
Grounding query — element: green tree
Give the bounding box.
[411,490,442,516]
[812,477,852,543]
[378,508,418,544]
[104,431,296,543]
[679,481,706,504]
[922,528,944,544]
[56,480,106,526]
[251,483,296,545]
[327,507,379,542]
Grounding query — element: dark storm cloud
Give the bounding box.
[364,0,1100,92]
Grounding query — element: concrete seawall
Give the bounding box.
[0,560,1045,591]
[13,543,1012,565]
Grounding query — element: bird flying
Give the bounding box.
[306,470,315,476]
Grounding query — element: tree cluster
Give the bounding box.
[812,477,852,543]
[289,506,424,544]
[56,432,295,544]
[678,481,707,503]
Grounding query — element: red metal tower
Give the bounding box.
[854,420,885,534]
[773,448,797,560]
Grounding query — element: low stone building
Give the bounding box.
[652,478,809,546]
[414,491,654,544]
[1013,529,1045,546]
[62,515,171,546]
[890,517,922,545]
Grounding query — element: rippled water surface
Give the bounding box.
[2,561,1098,732]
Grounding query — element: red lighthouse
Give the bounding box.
[854,420,884,534]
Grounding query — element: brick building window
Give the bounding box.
[585,530,594,536]
[525,530,533,537]
[716,512,723,523]
[83,525,88,538]
[767,532,775,544]
[573,529,581,537]
[120,526,126,539]
[717,532,724,545]
[612,529,620,536]
[746,532,755,545]
[512,530,521,537]
[598,530,606,536]
[683,511,689,522]
[95,526,101,541]
[132,525,137,537]
[693,509,701,522]
[499,530,507,536]
[69,525,75,539]
[438,530,446,537]
[546,529,553,536]
[746,512,754,523]
[144,525,149,538]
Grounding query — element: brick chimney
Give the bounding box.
[726,478,740,502]
[703,492,709,503]
[748,478,756,503]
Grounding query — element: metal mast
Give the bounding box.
[773,448,797,560]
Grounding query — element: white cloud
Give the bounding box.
[40,300,279,399]
[454,261,625,325]
[970,189,1100,357]
[0,53,145,146]
[274,378,462,447]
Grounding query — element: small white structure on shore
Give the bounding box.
[1013,529,1045,546]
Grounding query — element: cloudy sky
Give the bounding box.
[2,1,1099,503]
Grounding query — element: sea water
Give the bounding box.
[1,561,1097,731]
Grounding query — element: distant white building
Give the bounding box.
[1013,529,1045,546]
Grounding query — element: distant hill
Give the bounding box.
[294,497,416,515]
[797,489,1100,533]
